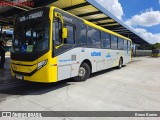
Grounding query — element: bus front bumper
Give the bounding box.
[11,62,57,83]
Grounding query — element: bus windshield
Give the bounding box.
[12,20,49,53]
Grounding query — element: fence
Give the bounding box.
[133,50,152,57]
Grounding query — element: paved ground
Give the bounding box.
[0,57,160,120]
[0,57,11,81]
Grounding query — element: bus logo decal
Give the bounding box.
[106,53,111,58]
[91,52,101,56]
[81,48,85,52]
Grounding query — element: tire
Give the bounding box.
[117,58,123,69]
[73,63,91,82]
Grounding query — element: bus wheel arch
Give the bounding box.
[81,59,92,73]
[73,59,92,82]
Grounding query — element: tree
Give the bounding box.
[152,43,160,50]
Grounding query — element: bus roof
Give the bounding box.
[54,6,131,42]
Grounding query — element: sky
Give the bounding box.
[95,0,160,44]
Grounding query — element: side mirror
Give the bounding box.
[62,28,68,39]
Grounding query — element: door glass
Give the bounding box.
[53,19,62,45]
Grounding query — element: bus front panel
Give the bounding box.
[11,7,58,83]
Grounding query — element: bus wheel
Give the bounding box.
[118,58,123,69]
[73,63,90,82]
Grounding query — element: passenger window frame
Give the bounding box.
[87,26,101,48]
[101,31,111,49]
[64,22,76,45]
[111,35,118,50]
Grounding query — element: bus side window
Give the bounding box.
[87,26,101,48]
[128,41,131,51]
[79,24,87,45]
[118,37,124,50]
[101,32,111,49]
[124,40,128,50]
[53,19,62,45]
[64,23,75,45]
[111,35,118,49]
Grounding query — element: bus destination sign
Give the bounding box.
[19,11,43,22]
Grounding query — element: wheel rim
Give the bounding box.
[78,67,86,77]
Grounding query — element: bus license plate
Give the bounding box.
[16,75,23,80]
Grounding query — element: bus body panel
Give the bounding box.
[57,47,131,81]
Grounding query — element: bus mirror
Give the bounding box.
[62,28,68,39]
[55,13,58,17]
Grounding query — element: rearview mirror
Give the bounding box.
[62,28,68,39]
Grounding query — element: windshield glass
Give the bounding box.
[12,20,49,53]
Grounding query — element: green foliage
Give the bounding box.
[152,43,160,50]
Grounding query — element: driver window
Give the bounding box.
[53,19,62,45]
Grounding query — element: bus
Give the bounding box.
[11,6,132,83]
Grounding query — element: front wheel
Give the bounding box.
[73,63,91,82]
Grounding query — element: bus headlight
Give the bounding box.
[37,59,48,70]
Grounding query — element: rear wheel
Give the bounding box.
[73,63,90,82]
[118,58,123,69]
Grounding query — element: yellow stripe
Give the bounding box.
[50,6,58,82]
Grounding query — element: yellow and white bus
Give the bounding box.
[11,6,132,83]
